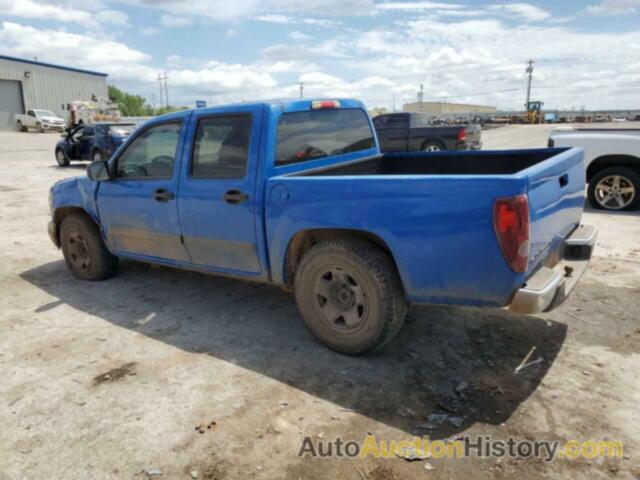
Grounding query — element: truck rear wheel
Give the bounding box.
[294,238,406,354]
[60,214,118,281]
[423,140,444,152]
[588,167,639,211]
[16,120,25,132]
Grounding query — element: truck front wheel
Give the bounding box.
[588,167,640,211]
[294,239,407,354]
[60,214,118,281]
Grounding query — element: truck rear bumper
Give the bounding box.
[509,225,597,314]
[456,142,482,151]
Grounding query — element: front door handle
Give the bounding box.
[153,188,174,202]
[223,189,249,204]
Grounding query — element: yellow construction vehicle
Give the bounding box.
[524,101,544,124]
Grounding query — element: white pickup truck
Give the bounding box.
[549,127,640,211]
[15,109,65,133]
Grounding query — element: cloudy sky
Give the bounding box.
[0,0,639,111]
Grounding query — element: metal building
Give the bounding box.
[0,55,108,129]
[403,101,497,115]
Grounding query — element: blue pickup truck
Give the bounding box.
[48,98,596,354]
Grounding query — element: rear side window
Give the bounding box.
[192,115,252,178]
[373,114,408,129]
[275,109,374,166]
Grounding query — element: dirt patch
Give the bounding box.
[93,362,137,385]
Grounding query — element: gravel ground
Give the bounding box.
[1,124,638,480]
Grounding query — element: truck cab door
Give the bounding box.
[78,126,95,159]
[177,105,263,274]
[96,119,189,262]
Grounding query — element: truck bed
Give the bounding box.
[267,147,585,307]
[301,148,568,176]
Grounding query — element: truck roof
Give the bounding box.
[152,98,367,122]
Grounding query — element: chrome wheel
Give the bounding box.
[314,266,368,331]
[56,150,66,165]
[66,232,91,273]
[595,175,636,210]
[424,144,442,152]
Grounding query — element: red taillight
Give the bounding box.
[493,194,530,273]
[311,100,340,110]
[457,128,466,142]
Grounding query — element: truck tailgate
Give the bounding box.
[524,147,585,272]
[464,124,482,144]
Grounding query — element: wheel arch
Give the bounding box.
[420,137,446,150]
[586,155,640,182]
[282,228,403,291]
[52,207,98,246]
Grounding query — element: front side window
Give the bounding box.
[71,127,84,141]
[116,122,181,179]
[275,109,374,166]
[192,115,252,178]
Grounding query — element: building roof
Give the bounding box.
[0,55,108,77]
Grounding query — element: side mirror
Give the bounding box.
[87,161,111,181]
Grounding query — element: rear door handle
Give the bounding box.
[223,190,249,204]
[559,174,569,188]
[153,188,174,202]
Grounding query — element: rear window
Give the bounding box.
[275,109,374,166]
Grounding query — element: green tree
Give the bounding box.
[108,85,150,117]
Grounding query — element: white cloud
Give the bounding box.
[0,21,151,80]
[376,1,464,11]
[0,21,283,105]
[0,0,128,29]
[288,30,312,41]
[159,14,193,27]
[95,9,129,26]
[487,3,551,21]
[254,14,295,24]
[225,28,238,37]
[141,27,159,36]
[121,0,374,22]
[586,0,640,15]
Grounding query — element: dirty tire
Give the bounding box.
[294,238,407,354]
[55,148,70,167]
[37,122,44,133]
[588,166,640,211]
[423,141,444,152]
[60,213,118,280]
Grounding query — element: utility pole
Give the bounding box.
[418,84,424,112]
[157,72,169,110]
[392,93,396,112]
[299,81,304,98]
[525,59,534,108]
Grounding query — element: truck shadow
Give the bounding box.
[21,260,567,439]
